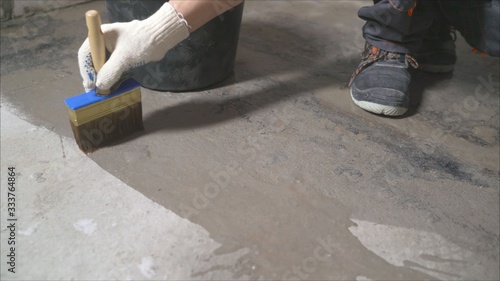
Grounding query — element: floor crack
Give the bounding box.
[59,135,66,158]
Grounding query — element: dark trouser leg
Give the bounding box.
[438,0,500,57]
[359,0,436,53]
[350,0,437,116]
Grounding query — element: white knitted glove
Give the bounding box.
[78,3,190,93]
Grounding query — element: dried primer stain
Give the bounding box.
[138,256,156,279]
[73,219,97,236]
[19,223,40,236]
[30,172,46,183]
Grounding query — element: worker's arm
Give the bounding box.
[78,0,244,93]
[170,0,244,32]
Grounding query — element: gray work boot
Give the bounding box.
[349,44,418,116]
[415,21,457,73]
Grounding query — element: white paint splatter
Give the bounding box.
[356,275,374,281]
[73,219,97,236]
[19,223,40,236]
[138,256,156,279]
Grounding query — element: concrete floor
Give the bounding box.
[1,1,499,280]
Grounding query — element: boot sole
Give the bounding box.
[350,88,408,116]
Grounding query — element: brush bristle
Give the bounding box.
[65,79,143,153]
[70,102,143,153]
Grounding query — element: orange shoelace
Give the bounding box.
[408,1,417,16]
[348,44,418,87]
[471,48,487,56]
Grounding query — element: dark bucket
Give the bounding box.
[104,0,244,91]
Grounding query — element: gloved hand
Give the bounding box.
[78,2,190,93]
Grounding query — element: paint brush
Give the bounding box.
[64,10,143,153]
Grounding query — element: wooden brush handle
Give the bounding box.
[85,10,110,94]
[85,10,106,72]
